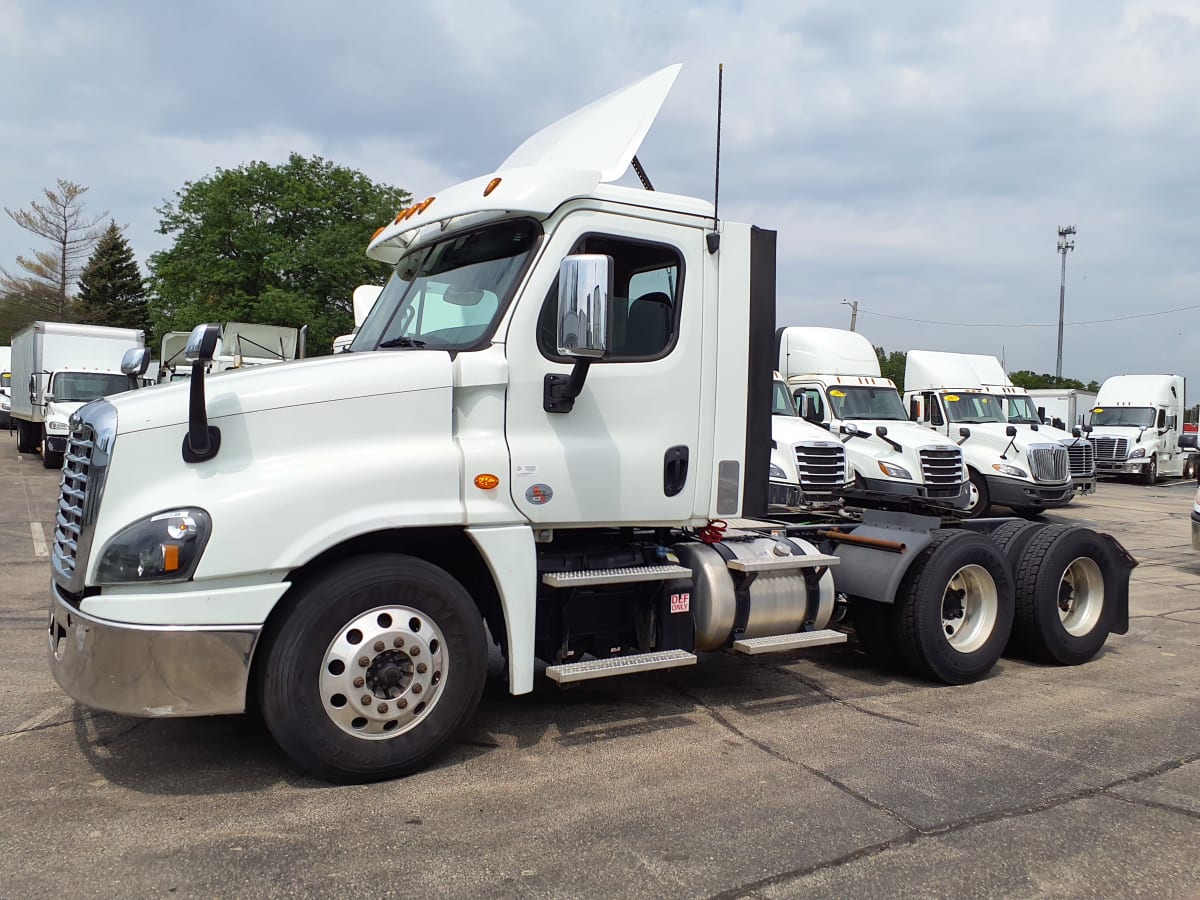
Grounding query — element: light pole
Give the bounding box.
[841,298,859,332]
[1056,226,1075,381]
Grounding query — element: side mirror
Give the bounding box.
[1083,423,1093,433]
[1006,425,1018,437]
[875,425,888,437]
[839,423,860,436]
[121,347,151,377]
[1037,405,1046,421]
[1072,426,1081,438]
[185,323,223,363]
[556,254,611,358]
[958,426,971,444]
[908,397,920,421]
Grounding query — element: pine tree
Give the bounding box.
[77,221,150,334]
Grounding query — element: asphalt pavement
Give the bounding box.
[1,429,1198,898]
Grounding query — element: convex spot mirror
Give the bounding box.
[121,347,151,377]
[556,254,612,358]
[185,323,222,363]
[1006,425,1018,437]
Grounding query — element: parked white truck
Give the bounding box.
[47,65,1134,783]
[1027,388,1097,432]
[904,350,1076,517]
[0,345,11,428]
[11,322,144,468]
[159,322,306,382]
[777,327,968,513]
[1089,374,1187,483]
[769,374,850,509]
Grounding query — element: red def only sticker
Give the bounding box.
[670,592,691,614]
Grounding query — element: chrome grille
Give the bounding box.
[794,443,846,497]
[1028,446,1070,483]
[51,402,116,592]
[919,447,964,485]
[1066,442,1095,478]
[1092,436,1128,461]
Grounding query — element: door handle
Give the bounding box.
[664,446,689,497]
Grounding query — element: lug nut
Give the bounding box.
[360,694,372,706]
[358,656,370,668]
[393,637,405,648]
[409,647,420,657]
[416,663,427,674]
[397,699,408,710]
[412,684,423,695]
[353,677,365,688]
[377,703,388,714]
[374,641,385,652]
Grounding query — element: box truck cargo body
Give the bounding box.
[1026,389,1097,431]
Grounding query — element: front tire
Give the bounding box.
[1142,455,1157,486]
[894,530,1015,683]
[963,470,991,519]
[258,554,488,783]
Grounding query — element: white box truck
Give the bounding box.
[0,345,11,428]
[47,65,1135,783]
[11,322,144,468]
[1089,374,1186,483]
[769,373,850,509]
[904,350,1076,517]
[777,327,968,513]
[1026,388,1097,431]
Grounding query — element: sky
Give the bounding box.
[1,0,1198,388]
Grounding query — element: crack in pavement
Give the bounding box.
[710,750,1200,898]
[1108,791,1200,823]
[754,658,921,728]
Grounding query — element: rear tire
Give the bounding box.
[16,420,38,453]
[257,554,488,783]
[963,470,991,519]
[1010,525,1119,665]
[894,529,1015,684]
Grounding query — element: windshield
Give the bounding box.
[1,372,10,389]
[827,385,907,421]
[352,218,540,352]
[1091,406,1155,427]
[1003,394,1041,425]
[942,392,1005,424]
[50,372,130,402]
[772,380,797,416]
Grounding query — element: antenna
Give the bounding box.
[707,63,724,255]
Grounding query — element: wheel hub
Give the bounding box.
[940,564,999,653]
[319,606,448,740]
[1057,557,1104,637]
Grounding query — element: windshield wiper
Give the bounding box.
[378,337,427,349]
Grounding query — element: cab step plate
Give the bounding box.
[546,649,697,683]
[542,565,692,588]
[732,629,848,655]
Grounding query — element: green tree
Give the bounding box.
[2,179,106,325]
[148,154,410,353]
[874,346,907,392]
[77,221,151,335]
[1008,370,1089,390]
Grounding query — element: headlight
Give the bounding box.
[877,461,912,480]
[769,463,788,481]
[1129,447,1146,458]
[46,420,69,431]
[95,508,211,585]
[992,463,1029,478]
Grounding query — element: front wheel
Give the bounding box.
[962,470,991,519]
[1142,455,1157,486]
[257,554,488,783]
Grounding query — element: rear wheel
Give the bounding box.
[894,529,1014,683]
[258,554,488,783]
[962,470,991,519]
[1010,525,1119,664]
[16,419,38,453]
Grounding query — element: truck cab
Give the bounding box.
[777,327,968,512]
[769,374,849,509]
[904,350,1075,517]
[1089,374,1186,483]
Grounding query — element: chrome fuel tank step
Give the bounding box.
[545,649,697,683]
[732,629,847,655]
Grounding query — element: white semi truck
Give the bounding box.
[777,327,968,513]
[1089,374,1187,483]
[904,350,1076,517]
[11,322,144,468]
[159,322,306,382]
[47,65,1134,783]
[769,374,850,509]
[1026,388,1097,431]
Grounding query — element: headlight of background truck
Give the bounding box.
[46,420,69,431]
[1129,447,1146,459]
[877,461,912,480]
[992,463,1029,478]
[95,508,211,585]
[769,463,788,480]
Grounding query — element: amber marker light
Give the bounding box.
[416,196,436,213]
[474,473,500,490]
[370,225,386,241]
[162,544,181,572]
[483,177,501,197]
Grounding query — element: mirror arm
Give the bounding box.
[182,360,221,463]
[543,361,593,414]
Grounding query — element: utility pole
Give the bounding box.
[841,298,859,332]
[1056,225,1076,381]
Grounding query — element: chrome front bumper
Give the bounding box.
[1095,460,1149,474]
[48,583,260,717]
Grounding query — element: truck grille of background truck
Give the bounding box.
[794,443,847,496]
[919,447,966,498]
[1092,437,1129,461]
[1028,446,1070,482]
[1067,443,1095,478]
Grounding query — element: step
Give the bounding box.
[732,629,848,655]
[541,564,692,588]
[726,553,840,573]
[545,649,698,684]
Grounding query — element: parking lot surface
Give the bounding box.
[2,428,1198,898]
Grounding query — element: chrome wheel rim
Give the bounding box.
[941,564,998,653]
[1058,557,1104,637]
[319,606,448,740]
[966,481,981,512]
